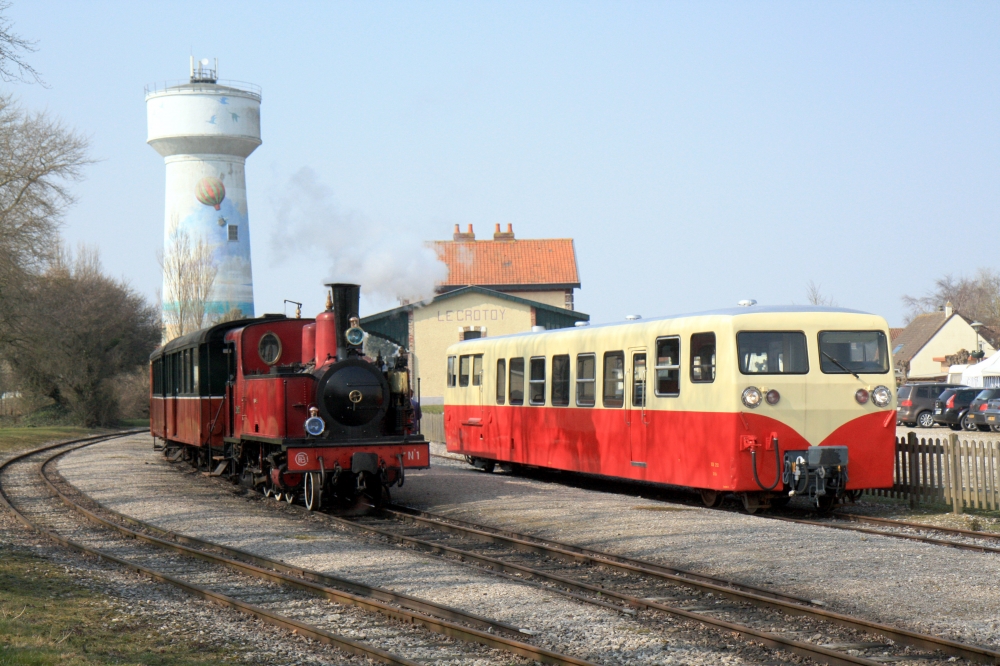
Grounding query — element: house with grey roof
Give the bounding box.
[893,303,996,382]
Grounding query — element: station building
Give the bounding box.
[362,224,588,403]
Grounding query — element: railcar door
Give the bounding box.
[627,349,649,467]
[225,342,236,437]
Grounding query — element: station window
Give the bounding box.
[603,351,625,408]
[551,354,570,406]
[228,224,238,242]
[529,357,546,405]
[576,354,596,406]
[472,354,483,386]
[459,355,471,387]
[509,358,525,405]
[690,333,716,383]
[447,356,457,388]
[496,359,506,405]
[655,337,680,396]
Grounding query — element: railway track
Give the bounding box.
[1,435,597,666]
[311,503,1000,666]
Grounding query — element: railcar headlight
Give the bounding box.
[855,388,870,405]
[742,387,762,409]
[765,389,781,405]
[872,385,891,408]
[304,416,325,436]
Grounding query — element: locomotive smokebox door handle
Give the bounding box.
[349,390,363,404]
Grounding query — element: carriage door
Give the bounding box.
[627,348,649,466]
[224,342,237,437]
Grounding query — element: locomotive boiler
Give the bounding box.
[150,283,428,510]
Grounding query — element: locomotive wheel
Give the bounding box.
[740,493,761,515]
[699,489,724,508]
[285,490,296,505]
[272,491,283,501]
[304,472,322,511]
[264,486,274,498]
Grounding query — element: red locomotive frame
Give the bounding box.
[151,284,428,509]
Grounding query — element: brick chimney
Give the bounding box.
[453,223,476,241]
[493,223,515,241]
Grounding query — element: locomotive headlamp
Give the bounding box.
[855,388,870,405]
[765,389,781,405]
[872,385,891,408]
[742,387,762,409]
[304,416,325,436]
[345,326,365,346]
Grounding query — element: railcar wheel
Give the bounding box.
[304,472,322,511]
[740,493,761,515]
[769,494,790,509]
[816,494,836,514]
[845,489,863,503]
[699,489,724,508]
[917,411,934,428]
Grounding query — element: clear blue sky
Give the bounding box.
[8,1,999,326]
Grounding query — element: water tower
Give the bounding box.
[146,58,262,336]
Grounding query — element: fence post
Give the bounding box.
[950,433,962,515]
[908,431,919,508]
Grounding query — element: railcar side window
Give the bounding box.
[447,356,457,388]
[496,359,506,405]
[818,331,888,375]
[632,353,647,407]
[509,358,525,405]
[459,355,471,387]
[655,337,680,396]
[552,354,570,406]
[529,357,546,405]
[576,354,596,406]
[738,332,808,375]
[690,333,717,383]
[472,355,483,386]
[603,352,625,408]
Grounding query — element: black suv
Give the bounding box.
[933,388,982,430]
[897,383,964,428]
[968,389,1000,431]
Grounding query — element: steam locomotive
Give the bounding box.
[149,283,428,510]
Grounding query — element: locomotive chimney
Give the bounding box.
[327,283,361,361]
[314,291,338,366]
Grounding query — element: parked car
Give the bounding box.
[968,389,1000,432]
[980,398,1000,432]
[933,387,982,431]
[897,383,965,428]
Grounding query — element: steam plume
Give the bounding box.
[271,168,447,303]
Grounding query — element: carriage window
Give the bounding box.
[552,355,570,406]
[472,355,483,386]
[509,358,525,405]
[459,355,471,387]
[818,331,889,375]
[632,353,647,407]
[529,357,546,405]
[183,350,190,394]
[691,333,717,383]
[447,356,457,387]
[603,351,625,408]
[496,359,506,405]
[655,337,680,396]
[576,354,596,406]
[738,331,808,375]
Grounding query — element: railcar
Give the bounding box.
[444,306,896,512]
[150,283,428,510]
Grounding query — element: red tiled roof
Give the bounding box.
[433,238,580,288]
[889,328,904,341]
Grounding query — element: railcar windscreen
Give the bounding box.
[459,355,471,387]
[472,354,483,386]
[737,331,809,375]
[818,331,888,374]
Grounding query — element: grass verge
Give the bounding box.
[0,547,242,665]
[0,428,95,456]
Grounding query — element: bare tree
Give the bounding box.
[902,269,1000,329]
[0,94,90,348]
[806,280,836,306]
[0,2,42,84]
[160,223,218,340]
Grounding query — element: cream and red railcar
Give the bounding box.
[150,284,428,510]
[444,306,896,511]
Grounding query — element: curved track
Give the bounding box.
[312,502,1000,666]
[1,435,595,666]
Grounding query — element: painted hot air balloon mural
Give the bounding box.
[195,176,226,210]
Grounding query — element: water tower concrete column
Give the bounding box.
[146,58,261,337]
